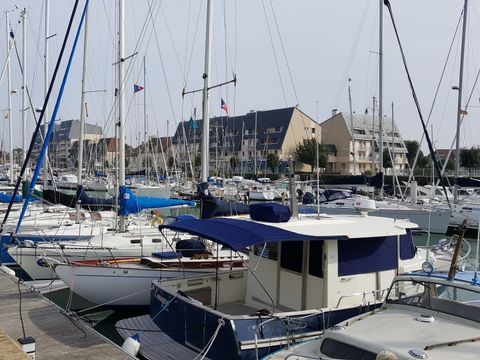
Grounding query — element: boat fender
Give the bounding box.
[376,350,399,360]
[121,333,140,356]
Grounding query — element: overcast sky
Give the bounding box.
[0,0,478,154]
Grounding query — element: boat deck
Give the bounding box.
[0,267,131,359]
[216,301,260,316]
[116,315,211,359]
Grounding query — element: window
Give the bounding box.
[280,241,303,273]
[320,338,376,360]
[253,243,278,261]
[308,241,323,278]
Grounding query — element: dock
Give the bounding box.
[0,267,132,360]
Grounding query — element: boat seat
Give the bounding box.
[68,212,86,221]
[89,211,102,221]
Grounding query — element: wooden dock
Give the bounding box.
[0,268,132,360]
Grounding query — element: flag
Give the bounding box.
[189,116,199,130]
[459,109,468,115]
[221,98,228,115]
[133,84,144,93]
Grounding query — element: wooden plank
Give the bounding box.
[0,269,131,360]
[0,329,31,360]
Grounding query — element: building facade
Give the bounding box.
[171,107,320,176]
[320,111,408,175]
[32,119,103,169]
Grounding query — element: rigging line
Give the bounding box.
[183,1,203,89]
[183,0,192,85]
[147,2,179,130]
[0,0,81,235]
[27,7,43,97]
[384,0,450,208]
[407,9,463,185]
[332,0,372,108]
[159,2,185,81]
[260,0,288,107]
[268,0,300,106]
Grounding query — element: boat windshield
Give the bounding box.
[386,278,480,322]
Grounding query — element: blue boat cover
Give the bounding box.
[159,218,344,251]
[250,203,290,222]
[0,192,22,203]
[119,186,195,216]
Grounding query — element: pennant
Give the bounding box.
[221,98,228,115]
[189,116,199,130]
[134,84,144,93]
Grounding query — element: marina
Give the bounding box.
[0,0,480,359]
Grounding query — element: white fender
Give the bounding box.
[121,333,140,356]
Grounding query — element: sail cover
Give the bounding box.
[159,217,345,251]
[119,186,195,216]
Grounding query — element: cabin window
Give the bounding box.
[280,241,303,273]
[130,239,141,244]
[308,240,324,278]
[151,238,162,243]
[337,236,397,276]
[253,243,278,261]
[320,338,376,360]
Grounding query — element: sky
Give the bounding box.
[0,0,478,155]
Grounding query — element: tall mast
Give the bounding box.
[118,0,126,230]
[43,0,49,191]
[378,0,384,198]
[143,55,148,181]
[6,11,13,184]
[76,4,89,222]
[391,102,395,197]
[21,9,27,181]
[371,96,376,174]
[454,0,468,204]
[348,78,355,175]
[201,0,213,182]
[254,111,258,176]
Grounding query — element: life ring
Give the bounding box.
[151,214,164,226]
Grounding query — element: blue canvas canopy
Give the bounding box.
[159,217,345,251]
[119,186,195,216]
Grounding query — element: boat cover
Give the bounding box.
[119,186,195,215]
[0,193,22,203]
[159,217,345,250]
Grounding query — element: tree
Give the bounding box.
[460,148,480,176]
[404,140,428,169]
[382,149,392,169]
[295,138,327,172]
[194,153,201,168]
[229,156,239,171]
[266,153,279,173]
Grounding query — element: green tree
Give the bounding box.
[460,148,480,175]
[229,156,239,170]
[194,153,201,168]
[266,153,279,173]
[404,140,428,169]
[382,149,392,169]
[295,138,327,172]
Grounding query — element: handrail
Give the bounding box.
[335,287,389,309]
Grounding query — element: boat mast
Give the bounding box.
[392,102,395,197]
[201,0,213,182]
[348,78,355,175]
[43,0,49,193]
[454,0,468,204]
[371,96,376,174]
[76,4,89,223]
[118,0,126,230]
[6,11,13,184]
[21,9,27,181]
[378,0,384,198]
[143,55,148,182]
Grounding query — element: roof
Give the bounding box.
[45,119,103,142]
[172,107,303,151]
[159,217,343,250]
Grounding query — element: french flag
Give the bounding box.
[221,98,228,115]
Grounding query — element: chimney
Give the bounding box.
[332,109,337,117]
